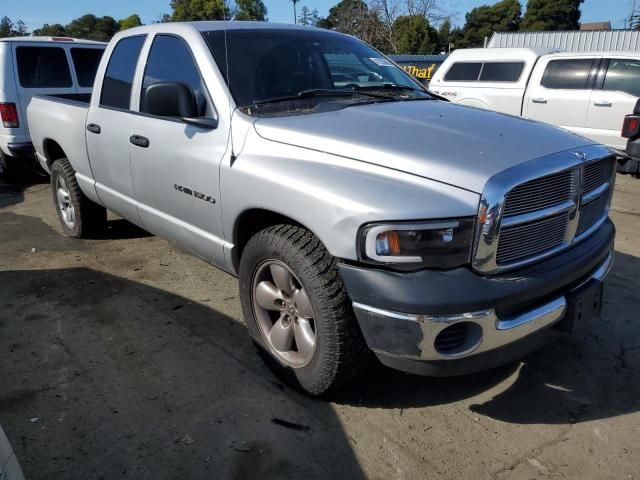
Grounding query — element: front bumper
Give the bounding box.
[339,219,615,376]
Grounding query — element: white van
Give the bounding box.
[0,36,106,174]
[430,48,640,153]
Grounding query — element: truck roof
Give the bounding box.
[0,36,106,45]
[446,47,562,61]
[120,21,321,38]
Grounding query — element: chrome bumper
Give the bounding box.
[353,251,614,363]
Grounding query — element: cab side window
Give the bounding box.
[101,35,146,109]
[603,59,640,97]
[141,35,211,117]
[541,59,595,90]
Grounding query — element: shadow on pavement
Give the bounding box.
[0,268,365,480]
[0,163,48,209]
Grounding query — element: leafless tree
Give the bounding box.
[368,0,449,53]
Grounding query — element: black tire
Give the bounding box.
[239,224,371,395]
[50,158,107,238]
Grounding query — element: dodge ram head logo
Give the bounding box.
[573,151,587,161]
[174,184,216,204]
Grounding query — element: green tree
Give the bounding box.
[461,0,521,48]
[119,14,143,30]
[298,6,320,26]
[64,14,119,42]
[235,0,268,21]
[521,0,583,31]
[32,23,67,36]
[170,0,229,21]
[317,0,390,51]
[391,15,438,54]
[0,16,29,37]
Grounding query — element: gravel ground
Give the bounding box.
[0,166,638,480]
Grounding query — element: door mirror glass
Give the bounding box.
[141,82,198,118]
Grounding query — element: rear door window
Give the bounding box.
[100,35,146,110]
[541,59,595,89]
[71,48,104,88]
[479,62,524,82]
[444,62,482,81]
[16,46,72,88]
[602,58,640,97]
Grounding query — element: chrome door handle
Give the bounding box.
[594,100,612,107]
[531,97,547,104]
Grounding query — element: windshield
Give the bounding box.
[203,28,430,115]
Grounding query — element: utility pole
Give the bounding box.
[292,0,299,24]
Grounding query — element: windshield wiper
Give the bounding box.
[247,88,393,108]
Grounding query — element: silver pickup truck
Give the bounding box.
[27,22,616,395]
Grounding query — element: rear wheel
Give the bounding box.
[239,224,371,395]
[51,158,106,238]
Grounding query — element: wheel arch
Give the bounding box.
[42,138,67,170]
[232,208,318,270]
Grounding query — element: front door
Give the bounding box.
[128,34,228,266]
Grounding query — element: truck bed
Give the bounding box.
[27,94,92,178]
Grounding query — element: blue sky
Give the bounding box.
[3,0,635,31]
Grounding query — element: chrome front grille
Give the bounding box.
[584,158,615,194]
[503,170,575,216]
[473,145,615,274]
[497,212,569,264]
[577,192,609,237]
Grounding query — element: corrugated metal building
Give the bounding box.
[487,30,640,51]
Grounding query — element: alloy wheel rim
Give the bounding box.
[252,260,317,368]
[56,177,75,228]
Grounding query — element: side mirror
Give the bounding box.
[141,82,198,118]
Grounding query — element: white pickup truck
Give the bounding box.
[430,48,640,154]
[27,22,616,395]
[0,36,105,175]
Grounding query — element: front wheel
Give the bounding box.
[239,225,371,395]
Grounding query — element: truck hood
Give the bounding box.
[253,100,595,193]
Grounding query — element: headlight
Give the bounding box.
[359,218,475,270]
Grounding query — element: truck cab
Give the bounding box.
[0,36,105,174]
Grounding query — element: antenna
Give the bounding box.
[222,0,236,164]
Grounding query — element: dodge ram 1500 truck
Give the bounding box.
[27,22,616,395]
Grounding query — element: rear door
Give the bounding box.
[86,35,146,224]
[586,57,640,150]
[523,56,600,136]
[11,43,76,136]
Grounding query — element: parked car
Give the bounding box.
[0,36,106,175]
[28,22,615,395]
[430,47,640,155]
[619,101,640,176]
[0,425,25,480]
[388,54,447,87]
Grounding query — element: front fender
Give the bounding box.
[221,129,480,261]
